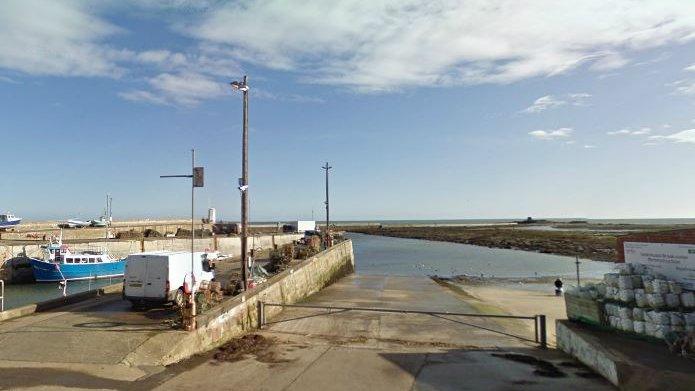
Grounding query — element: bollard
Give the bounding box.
[539,315,547,349]
[257,301,265,329]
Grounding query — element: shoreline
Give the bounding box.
[341,223,680,262]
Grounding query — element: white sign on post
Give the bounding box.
[624,241,695,290]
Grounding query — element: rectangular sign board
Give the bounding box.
[624,241,695,290]
[193,167,204,187]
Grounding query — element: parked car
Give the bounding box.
[123,251,217,308]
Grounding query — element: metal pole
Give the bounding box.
[322,162,331,243]
[241,76,249,291]
[575,256,581,287]
[191,149,196,321]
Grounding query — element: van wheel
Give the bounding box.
[174,288,185,308]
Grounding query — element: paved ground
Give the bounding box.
[0,294,185,389]
[155,275,613,390]
[0,275,613,390]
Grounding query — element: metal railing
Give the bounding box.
[257,302,547,348]
[0,280,4,312]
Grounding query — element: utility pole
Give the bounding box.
[230,76,250,291]
[575,256,581,287]
[322,162,332,245]
[104,193,111,240]
[160,149,204,330]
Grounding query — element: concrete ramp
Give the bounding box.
[264,275,534,348]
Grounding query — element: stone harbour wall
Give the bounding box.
[128,239,355,366]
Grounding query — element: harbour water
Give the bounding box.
[348,232,613,278]
[2,278,118,311]
[3,233,614,311]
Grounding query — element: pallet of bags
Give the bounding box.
[684,312,695,332]
[682,291,695,309]
[644,310,672,339]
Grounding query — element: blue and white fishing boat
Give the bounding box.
[30,236,125,282]
[0,213,22,229]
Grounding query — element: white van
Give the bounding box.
[123,251,216,307]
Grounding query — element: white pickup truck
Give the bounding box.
[123,251,216,308]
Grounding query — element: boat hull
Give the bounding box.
[30,258,125,282]
[0,219,21,229]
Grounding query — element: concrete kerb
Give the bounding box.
[0,283,123,322]
[556,320,619,386]
[125,240,355,366]
[557,319,695,389]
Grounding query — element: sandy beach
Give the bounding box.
[435,276,602,347]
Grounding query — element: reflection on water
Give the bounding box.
[347,233,613,279]
[2,278,118,311]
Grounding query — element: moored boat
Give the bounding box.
[29,236,125,282]
[0,213,22,229]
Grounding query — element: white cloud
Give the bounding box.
[0,0,123,77]
[522,93,591,113]
[0,75,19,84]
[523,95,566,113]
[669,79,695,95]
[118,90,170,106]
[528,128,573,140]
[121,72,226,107]
[607,129,631,135]
[0,1,242,107]
[252,88,324,104]
[584,144,597,149]
[649,129,695,144]
[607,127,651,136]
[589,51,629,71]
[684,64,695,72]
[126,47,242,77]
[190,1,695,91]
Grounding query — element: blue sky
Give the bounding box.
[2,1,695,221]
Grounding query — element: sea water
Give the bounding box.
[348,232,613,278]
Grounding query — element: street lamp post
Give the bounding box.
[160,149,204,330]
[230,76,250,291]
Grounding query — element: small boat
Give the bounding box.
[57,219,90,229]
[29,236,125,282]
[0,213,22,229]
[89,216,108,227]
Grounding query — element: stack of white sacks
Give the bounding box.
[569,263,695,339]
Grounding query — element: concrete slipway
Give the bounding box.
[0,274,611,389]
